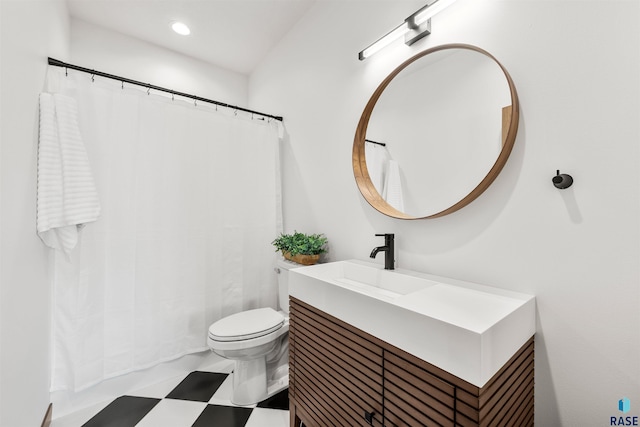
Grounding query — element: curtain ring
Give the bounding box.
[147,85,151,95]
[65,67,68,77]
[194,98,197,106]
[91,72,95,82]
[121,81,124,90]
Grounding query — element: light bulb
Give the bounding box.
[171,21,191,36]
[359,23,410,60]
[413,0,458,25]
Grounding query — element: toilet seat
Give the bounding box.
[209,307,284,342]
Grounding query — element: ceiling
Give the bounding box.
[66,0,317,75]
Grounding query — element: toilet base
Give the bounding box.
[230,358,289,406]
[231,357,268,405]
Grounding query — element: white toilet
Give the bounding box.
[207,259,295,405]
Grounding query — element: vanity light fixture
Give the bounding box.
[358,0,458,60]
[171,21,191,36]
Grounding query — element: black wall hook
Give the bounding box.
[553,170,573,189]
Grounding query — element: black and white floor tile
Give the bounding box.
[51,368,289,427]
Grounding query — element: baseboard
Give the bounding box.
[41,403,53,427]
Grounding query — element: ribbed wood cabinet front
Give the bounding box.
[290,297,535,427]
[290,297,384,427]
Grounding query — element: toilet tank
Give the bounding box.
[276,259,298,313]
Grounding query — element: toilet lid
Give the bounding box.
[209,307,284,342]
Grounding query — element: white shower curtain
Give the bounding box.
[47,67,283,392]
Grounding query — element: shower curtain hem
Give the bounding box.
[50,345,210,393]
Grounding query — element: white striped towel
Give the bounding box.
[385,159,404,212]
[37,93,101,253]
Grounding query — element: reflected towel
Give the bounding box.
[37,93,100,253]
[365,142,390,194]
[385,160,404,212]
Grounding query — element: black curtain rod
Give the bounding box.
[365,139,386,147]
[48,57,284,122]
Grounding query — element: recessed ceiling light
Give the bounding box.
[171,21,191,36]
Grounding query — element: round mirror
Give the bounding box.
[353,44,519,219]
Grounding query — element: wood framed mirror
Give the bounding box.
[353,44,520,219]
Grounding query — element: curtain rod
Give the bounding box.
[48,57,284,122]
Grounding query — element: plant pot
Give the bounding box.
[283,251,320,266]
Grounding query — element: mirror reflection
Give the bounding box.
[354,44,519,219]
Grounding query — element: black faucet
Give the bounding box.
[370,233,394,270]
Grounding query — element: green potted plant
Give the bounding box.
[271,231,328,265]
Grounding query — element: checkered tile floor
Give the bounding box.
[52,370,289,427]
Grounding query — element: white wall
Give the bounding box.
[70,18,248,108]
[0,1,69,426]
[250,0,640,425]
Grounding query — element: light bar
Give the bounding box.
[358,0,458,60]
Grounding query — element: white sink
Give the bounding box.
[289,259,536,387]
[295,259,439,301]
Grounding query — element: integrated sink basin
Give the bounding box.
[299,259,439,301]
[289,259,535,388]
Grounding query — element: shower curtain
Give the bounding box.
[47,67,283,392]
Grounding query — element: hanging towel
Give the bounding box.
[37,93,100,253]
[385,160,404,212]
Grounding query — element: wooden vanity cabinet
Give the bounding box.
[289,297,534,427]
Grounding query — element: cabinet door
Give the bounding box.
[384,349,456,427]
[291,298,384,427]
